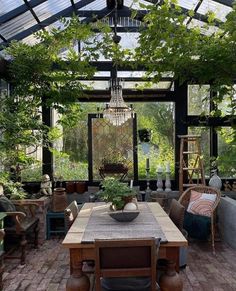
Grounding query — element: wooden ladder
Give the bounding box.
[178,135,205,193]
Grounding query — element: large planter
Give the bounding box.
[52,188,67,212]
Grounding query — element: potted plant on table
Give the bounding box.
[99,177,137,211]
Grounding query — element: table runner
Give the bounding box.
[81,203,168,243]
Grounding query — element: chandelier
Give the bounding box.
[103,0,134,126]
[103,79,134,126]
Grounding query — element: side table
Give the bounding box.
[46,212,65,239]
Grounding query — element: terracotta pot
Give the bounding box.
[66,182,75,193]
[159,260,183,291]
[75,182,87,194]
[52,188,67,212]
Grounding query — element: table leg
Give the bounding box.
[66,249,90,291]
[165,247,179,272]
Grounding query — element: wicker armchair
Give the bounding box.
[178,186,221,252]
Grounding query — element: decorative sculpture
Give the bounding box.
[40,174,52,196]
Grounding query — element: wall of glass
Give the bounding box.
[52,102,175,181]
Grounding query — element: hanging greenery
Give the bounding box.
[135,0,236,118]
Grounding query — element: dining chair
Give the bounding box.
[95,237,160,291]
[64,200,80,232]
[169,199,185,232]
[178,185,221,253]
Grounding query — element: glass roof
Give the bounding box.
[0,0,233,48]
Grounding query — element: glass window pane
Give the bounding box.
[188,127,210,178]
[21,145,43,182]
[0,11,38,39]
[217,85,236,116]
[134,102,175,179]
[33,0,71,22]
[0,0,24,16]
[188,85,210,115]
[178,0,199,10]
[188,19,220,35]
[217,127,236,178]
[197,0,232,22]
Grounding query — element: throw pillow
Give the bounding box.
[0,196,16,227]
[184,211,211,240]
[187,190,216,217]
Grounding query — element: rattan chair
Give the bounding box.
[178,185,221,253]
[95,238,160,291]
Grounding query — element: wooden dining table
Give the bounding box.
[62,202,188,291]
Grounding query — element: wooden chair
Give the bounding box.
[95,238,160,291]
[4,201,39,265]
[64,200,80,232]
[169,199,185,232]
[178,185,221,252]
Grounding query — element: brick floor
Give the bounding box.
[2,238,236,290]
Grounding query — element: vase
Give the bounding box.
[52,188,67,212]
[209,171,222,190]
[159,260,183,291]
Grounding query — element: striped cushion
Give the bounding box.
[187,190,216,217]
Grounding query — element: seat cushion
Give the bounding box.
[0,196,16,227]
[101,277,151,291]
[183,211,210,240]
[187,190,216,217]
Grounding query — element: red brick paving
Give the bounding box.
[2,239,236,290]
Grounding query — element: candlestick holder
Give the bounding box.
[165,171,172,192]
[156,171,163,192]
[145,165,151,201]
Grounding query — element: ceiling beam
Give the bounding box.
[70,0,78,15]
[0,34,7,43]
[23,0,44,28]
[212,0,233,7]
[79,89,174,102]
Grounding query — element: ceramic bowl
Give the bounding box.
[109,211,140,222]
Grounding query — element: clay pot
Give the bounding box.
[159,260,183,291]
[66,182,75,193]
[52,188,67,212]
[75,182,87,194]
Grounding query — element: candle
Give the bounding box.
[146,158,150,169]
[130,180,133,189]
[166,162,170,172]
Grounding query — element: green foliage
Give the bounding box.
[0,172,26,200]
[0,17,112,179]
[99,177,135,210]
[135,0,236,118]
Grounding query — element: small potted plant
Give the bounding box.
[99,177,136,211]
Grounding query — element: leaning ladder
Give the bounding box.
[178,135,205,193]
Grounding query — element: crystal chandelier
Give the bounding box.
[103,0,134,126]
[103,79,134,126]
